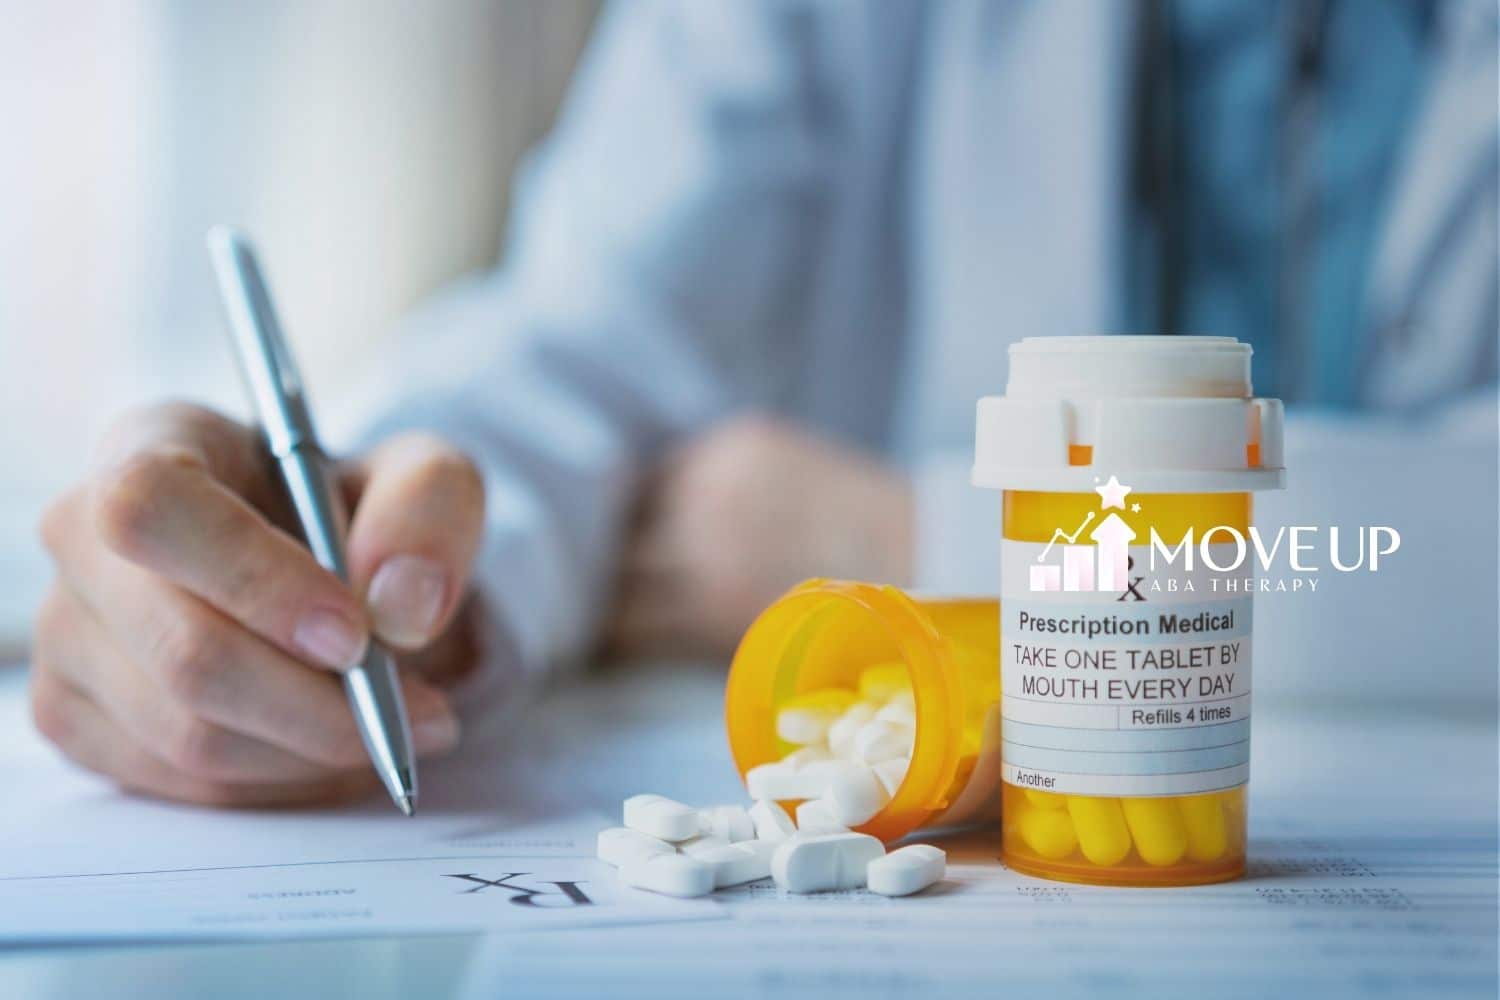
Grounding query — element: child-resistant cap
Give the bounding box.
[972,336,1285,493]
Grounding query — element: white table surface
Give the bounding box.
[0,660,1494,1000]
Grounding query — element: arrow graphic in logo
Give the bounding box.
[1089,512,1137,592]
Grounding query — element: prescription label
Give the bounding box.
[1000,541,1252,797]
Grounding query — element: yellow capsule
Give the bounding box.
[1120,797,1188,867]
[1066,796,1132,866]
[1024,789,1066,811]
[858,663,912,703]
[1018,805,1079,860]
[1177,794,1229,862]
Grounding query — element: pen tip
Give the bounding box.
[397,794,416,818]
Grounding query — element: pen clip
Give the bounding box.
[207,225,319,456]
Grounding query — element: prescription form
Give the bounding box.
[0,663,1492,999]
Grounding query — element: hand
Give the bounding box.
[603,416,912,659]
[30,402,487,807]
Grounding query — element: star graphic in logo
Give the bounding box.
[1131,502,1142,513]
[1094,475,1132,511]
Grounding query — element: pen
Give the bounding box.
[206,226,419,817]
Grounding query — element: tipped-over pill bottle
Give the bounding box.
[725,581,1002,844]
[973,335,1284,885]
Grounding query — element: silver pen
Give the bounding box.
[207,226,418,816]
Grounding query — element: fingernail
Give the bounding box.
[413,712,461,754]
[368,555,449,647]
[293,609,367,670]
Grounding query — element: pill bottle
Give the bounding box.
[973,335,1284,886]
[725,580,1002,844]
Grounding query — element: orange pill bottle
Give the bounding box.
[973,336,1284,885]
[725,581,1001,843]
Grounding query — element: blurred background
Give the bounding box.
[0,0,1494,723]
[0,1,599,651]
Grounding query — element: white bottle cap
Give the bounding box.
[972,336,1285,493]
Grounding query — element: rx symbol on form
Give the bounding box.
[444,873,595,908]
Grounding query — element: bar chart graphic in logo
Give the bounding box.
[1029,476,1138,593]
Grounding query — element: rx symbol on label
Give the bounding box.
[444,873,594,907]
[1116,556,1146,603]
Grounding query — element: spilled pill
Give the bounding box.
[623,794,701,842]
[620,853,715,898]
[700,804,756,843]
[748,763,817,801]
[748,799,796,842]
[867,844,945,897]
[771,832,886,893]
[698,839,778,888]
[823,763,890,826]
[596,827,675,868]
[795,798,850,835]
[678,834,732,858]
[606,787,963,903]
[745,759,840,801]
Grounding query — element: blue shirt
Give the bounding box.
[355,0,1489,670]
[1161,0,1433,405]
